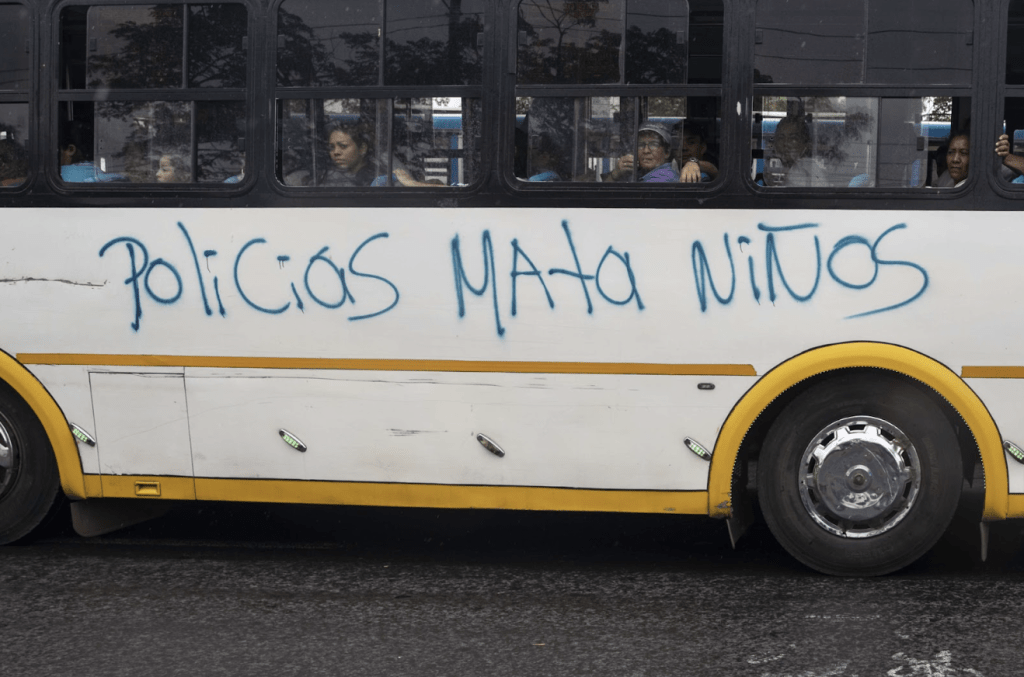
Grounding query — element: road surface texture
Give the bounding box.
[1,498,1023,676]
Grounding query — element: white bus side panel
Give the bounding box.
[0,208,1020,492]
[185,369,752,489]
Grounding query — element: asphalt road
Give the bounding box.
[1,501,1023,677]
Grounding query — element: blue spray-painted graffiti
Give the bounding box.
[99,218,927,336]
[691,222,928,318]
[451,220,644,337]
[99,222,399,331]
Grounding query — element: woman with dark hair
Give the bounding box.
[935,132,969,188]
[320,122,376,187]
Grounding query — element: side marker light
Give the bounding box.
[279,429,307,452]
[684,437,712,461]
[70,423,96,447]
[476,433,506,458]
[1004,440,1024,464]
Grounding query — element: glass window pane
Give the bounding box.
[0,103,29,187]
[197,101,245,183]
[87,6,184,89]
[866,1,972,85]
[751,96,965,188]
[189,4,247,88]
[95,101,192,182]
[277,97,478,188]
[754,0,865,85]
[625,0,689,84]
[277,98,385,186]
[386,97,478,186]
[385,0,485,86]
[515,95,720,183]
[1008,0,1024,85]
[755,0,973,86]
[999,99,1024,185]
[517,0,623,85]
[277,0,380,87]
[687,0,724,85]
[0,4,30,90]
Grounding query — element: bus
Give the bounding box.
[2,0,1024,576]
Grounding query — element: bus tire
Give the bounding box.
[0,382,63,544]
[757,371,962,576]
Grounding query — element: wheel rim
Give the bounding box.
[798,415,920,538]
[0,415,19,500]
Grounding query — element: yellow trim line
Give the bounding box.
[17,353,756,376]
[89,475,710,514]
[962,367,1024,378]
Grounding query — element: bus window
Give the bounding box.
[278,98,480,188]
[514,0,723,185]
[274,0,484,189]
[752,96,967,189]
[56,4,247,185]
[753,1,973,190]
[515,96,720,183]
[1001,0,1024,187]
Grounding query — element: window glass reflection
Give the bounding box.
[87,6,184,89]
[276,0,380,87]
[188,4,248,88]
[0,103,29,187]
[517,0,624,85]
[1008,0,1024,85]
[754,0,973,86]
[385,0,485,86]
[752,96,966,188]
[0,4,30,90]
[515,96,720,183]
[277,98,479,188]
[625,0,689,84]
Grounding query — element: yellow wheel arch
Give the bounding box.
[707,342,1007,522]
[0,349,85,499]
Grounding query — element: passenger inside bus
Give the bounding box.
[935,132,969,188]
[0,138,28,187]
[525,130,570,182]
[321,122,377,187]
[995,134,1024,183]
[155,154,190,183]
[58,121,127,183]
[675,122,717,183]
[763,114,828,187]
[605,122,679,183]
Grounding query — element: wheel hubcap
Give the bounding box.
[0,417,18,498]
[799,416,920,538]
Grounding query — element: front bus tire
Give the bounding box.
[757,371,963,576]
[0,381,62,544]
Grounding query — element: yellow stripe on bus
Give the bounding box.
[17,353,756,376]
[962,366,1024,378]
[85,475,711,514]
